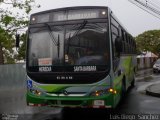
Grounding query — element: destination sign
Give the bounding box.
[54,10,99,21]
[37,14,50,23]
[31,8,107,24]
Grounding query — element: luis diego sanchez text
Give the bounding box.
[110,114,159,120]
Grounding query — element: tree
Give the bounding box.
[0,27,15,64]
[135,30,160,56]
[0,0,40,64]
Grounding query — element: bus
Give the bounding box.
[20,6,137,108]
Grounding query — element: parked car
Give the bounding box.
[153,59,160,73]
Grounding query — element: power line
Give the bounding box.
[147,0,160,10]
[136,0,160,16]
[128,0,160,20]
[151,0,160,7]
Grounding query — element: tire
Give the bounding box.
[131,75,135,87]
[153,70,156,73]
[121,79,126,98]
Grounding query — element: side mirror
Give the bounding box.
[16,34,20,48]
[115,36,122,53]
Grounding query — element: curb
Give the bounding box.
[136,75,152,81]
[146,84,160,97]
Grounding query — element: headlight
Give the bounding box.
[90,90,106,97]
[90,88,117,97]
[27,79,45,96]
[30,89,41,96]
[29,88,46,96]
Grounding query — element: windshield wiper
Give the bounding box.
[44,23,60,58]
[67,20,87,47]
[57,34,60,58]
[71,20,88,38]
[66,20,87,55]
[44,23,59,46]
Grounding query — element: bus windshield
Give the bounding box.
[28,21,109,72]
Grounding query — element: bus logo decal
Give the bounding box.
[74,66,97,72]
[39,66,52,72]
[62,90,69,95]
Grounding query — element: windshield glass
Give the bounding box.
[28,22,109,72]
[65,23,108,66]
[28,26,64,66]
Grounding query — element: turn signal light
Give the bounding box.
[95,91,100,96]
[109,88,117,94]
[109,88,113,92]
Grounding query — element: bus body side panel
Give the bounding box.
[111,55,136,108]
[107,8,121,108]
[108,8,137,108]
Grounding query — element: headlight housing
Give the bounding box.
[27,78,46,96]
[29,87,46,96]
[90,88,117,97]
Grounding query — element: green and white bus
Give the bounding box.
[24,6,137,108]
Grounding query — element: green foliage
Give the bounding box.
[135,30,160,56]
[1,15,14,26]
[0,0,40,31]
[0,0,40,64]
[0,27,15,64]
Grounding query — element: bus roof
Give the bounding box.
[31,6,109,16]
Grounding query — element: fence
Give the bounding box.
[137,57,157,70]
[0,63,26,91]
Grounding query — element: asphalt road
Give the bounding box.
[0,88,61,120]
[1,70,160,120]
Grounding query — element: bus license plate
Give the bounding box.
[94,100,105,106]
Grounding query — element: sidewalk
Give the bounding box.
[136,68,160,97]
[138,68,160,97]
[146,83,160,97]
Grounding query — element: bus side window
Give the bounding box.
[122,32,125,54]
[111,17,120,71]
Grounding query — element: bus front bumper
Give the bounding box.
[26,92,113,108]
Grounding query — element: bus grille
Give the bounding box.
[61,100,82,105]
[47,100,82,106]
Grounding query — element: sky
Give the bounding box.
[31,0,160,37]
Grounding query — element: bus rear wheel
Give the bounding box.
[121,79,126,99]
[131,75,135,87]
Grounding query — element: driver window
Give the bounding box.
[111,15,120,71]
